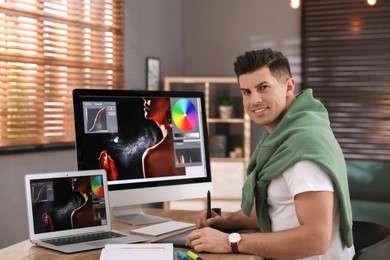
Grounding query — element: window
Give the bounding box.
[302,0,390,161]
[0,0,123,149]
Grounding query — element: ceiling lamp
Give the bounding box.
[290,0,300,9]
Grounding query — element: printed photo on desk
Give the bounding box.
[100,243,173,260]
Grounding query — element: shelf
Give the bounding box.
[210,157,246,163]
[164,76,237,84]
[164,76,250,212]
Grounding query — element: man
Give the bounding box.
[186,48,355,259]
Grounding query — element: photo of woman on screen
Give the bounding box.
[142,97,185,178]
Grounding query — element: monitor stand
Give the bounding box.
[111,205,171,225]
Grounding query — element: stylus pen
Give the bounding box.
[207,190,211,219]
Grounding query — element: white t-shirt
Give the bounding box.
[267,160,355,260]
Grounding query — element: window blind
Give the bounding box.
[0,0,123,149]
[302,0,390,161]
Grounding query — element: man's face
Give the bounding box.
[238,67,295,133]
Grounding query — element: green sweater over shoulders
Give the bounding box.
[241,89,353,247]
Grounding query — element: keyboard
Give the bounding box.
[130,221,195,236]
[42,231,125,246]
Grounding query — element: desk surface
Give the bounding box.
[0,208,264,260]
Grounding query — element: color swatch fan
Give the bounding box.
[91,175,104,197]
[172,99,198,131]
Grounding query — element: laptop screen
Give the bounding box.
[27,172,108,235]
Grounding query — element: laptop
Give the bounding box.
[25,169,148,253]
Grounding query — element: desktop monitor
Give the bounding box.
[72,89,212,225]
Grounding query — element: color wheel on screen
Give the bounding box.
[91,176,104,197]
[172,99,198,131]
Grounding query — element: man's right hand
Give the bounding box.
[197,208,259,231]
[196,209,225,229]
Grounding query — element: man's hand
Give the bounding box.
[186,227,231,253]
[196,209,224,229]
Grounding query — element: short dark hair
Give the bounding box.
[233,48,292,82]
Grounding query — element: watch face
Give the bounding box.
[229,232,241,243]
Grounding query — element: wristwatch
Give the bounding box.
[228,232,241,253]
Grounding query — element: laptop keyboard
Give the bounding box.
[42,231,125,246]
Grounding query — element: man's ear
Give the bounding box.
[286,78,295,96]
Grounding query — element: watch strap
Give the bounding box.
[230,241,239,253]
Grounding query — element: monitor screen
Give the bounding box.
[72,89,212,225]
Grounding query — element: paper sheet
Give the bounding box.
[100,243,173,260]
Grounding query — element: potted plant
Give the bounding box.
[218,98,234,118]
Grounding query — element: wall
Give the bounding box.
[0,148,78,249]
[181,0,301,150]
[182,0,301,78]
[0,1,300,249]
[124,0,183,90]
